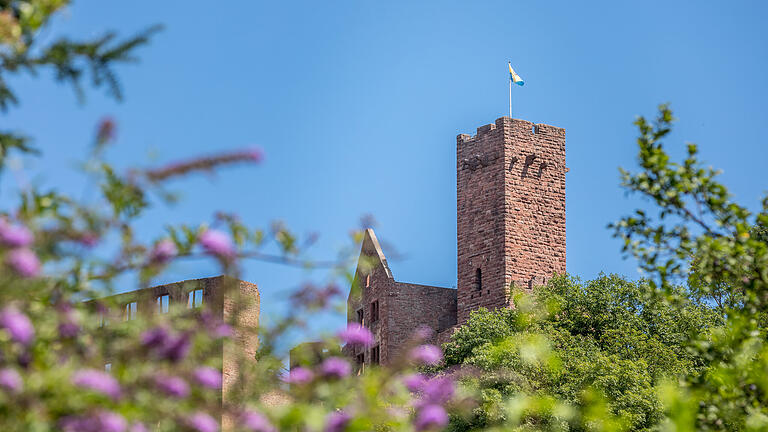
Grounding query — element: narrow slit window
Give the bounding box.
[157,294,169,314]
[475,268,482,291]
[370,300,379,323]
[356,309,364,324]
[371,345,380,365]
[365,274,371,288]
[188,289,203,308]
[124,302,137,320]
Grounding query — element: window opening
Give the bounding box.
[188,289,203,308]
[124,302,137,320]
[370,300,379,323]
[157,294,169,314]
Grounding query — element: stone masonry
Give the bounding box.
[457,117,566,324]
[345,230,457,366]
[88,276,260,401]
[346,116,566,367]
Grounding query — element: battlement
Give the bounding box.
[457,117,564,145]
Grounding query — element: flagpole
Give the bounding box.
[508,75,512,118]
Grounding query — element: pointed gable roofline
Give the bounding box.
[356,228,393,280]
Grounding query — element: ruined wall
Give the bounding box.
[386,282,457,361]
[86,276,260,406]
[222,278,260,400]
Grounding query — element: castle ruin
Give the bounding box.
[345,116,566,366]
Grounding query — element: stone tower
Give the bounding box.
[456,117,566,324]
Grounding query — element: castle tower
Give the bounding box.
[456,117,566,324]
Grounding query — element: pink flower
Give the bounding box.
[403,373,428,392]
[419,376,455,406]
[6,248,40,277]
[0,368,22,393]
[200,229,235,259]
[141,327,191,362]
[0,307,34,345]
[72,369,122,400]
[409,345,443,366]
[153,374,189,398]
[0,221,33,247]
[187,412,218,432]
[60,411,127,432]
[284,367,313,385]
[192,366,222,389]
[141,326,169,348]
[414,405,448,431]
[324,411,351,432]
[149,239,177,264]
[241,410,276,432]
[337,323,374,348]
[321,357,351,379]
[200,311,233,338]
[162,332,192,362]
[212,322,233,338]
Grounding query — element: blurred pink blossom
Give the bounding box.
[187,412,218,432]
[0,368,22,393]
[6,248,40,277]
[0,306,34,345]
[409,344,443,366]
[241,410,276,432]
[192,367,222,389]
[284,367,313,385]
[337,323,374,348]
[200,229,235,259]
[320,357,351,379]
[72,369,122,400]
[414,404,448,431]
[324,411,351,432]
[149,239,177,264]
[153,374,189,398]
[0,221,33,247]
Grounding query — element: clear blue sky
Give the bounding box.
[4,1,768,342]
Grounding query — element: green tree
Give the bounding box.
[612,105,768,431]
[441,274,720,431]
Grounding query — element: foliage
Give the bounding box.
[0,3,466,431]
[611,104,768,431]
[441,274,721,431]
[2,2,768,431]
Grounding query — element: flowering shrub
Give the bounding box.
[1,3,766,432]
[0,4,473,431]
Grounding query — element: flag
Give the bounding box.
[508,63,524,86]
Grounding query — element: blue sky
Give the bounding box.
[3,0,768,342]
